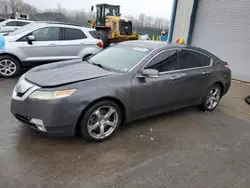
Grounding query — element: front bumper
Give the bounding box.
[10,80,82,136]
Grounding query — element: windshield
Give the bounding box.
[88,45,150,72]
[105,6,119,16]
[8,22,37,36]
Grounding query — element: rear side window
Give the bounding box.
[5,21,18,26]
[17,21,30,27]
[178,50,211,69]
[146,50,178,72]
[63,28,87,40]
[89,30,100,39]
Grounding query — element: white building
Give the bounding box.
[169,0,250,82]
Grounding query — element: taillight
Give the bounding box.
[97,41,103,48]
[225,64,230,68]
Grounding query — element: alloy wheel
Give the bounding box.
[87,106,119,139]
[206,87,221,110]
[0,59,17,76]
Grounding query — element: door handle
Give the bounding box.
[49,44,56,47]
[170,75,182,81]
[202,71,210,75]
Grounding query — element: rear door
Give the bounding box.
[59,27,88,59]
[177,49,212,105]
[17,26,63,63]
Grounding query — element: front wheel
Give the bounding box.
[80,100,122,142]
[98,30,110,48]
[200,84,222,112]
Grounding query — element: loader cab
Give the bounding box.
[95,4,121,27]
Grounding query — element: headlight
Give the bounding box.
[29,89,76,100]
[105,19,110,22]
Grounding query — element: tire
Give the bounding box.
[245,96,250,105]
[200,84,222,112]
[80,100,122,142]
[98,30,110,48]
[0,55,20,78]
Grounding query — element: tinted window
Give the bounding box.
[64,28,86,40]
[200,54,211,66]
[89,30,99,39]
[146,50,178,72]
[179,50,211,69]
[32,27,60,41]
[89,46,151,72]
[5,21,18,26]
[17,21,30,27]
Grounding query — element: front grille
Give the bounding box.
[120,20,132,35]
[15,114,37,129]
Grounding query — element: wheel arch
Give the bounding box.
[212,81,224,97]
[75,96,127,135]
[0,53,21,64]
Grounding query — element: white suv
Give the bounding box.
[0,19,33,34]
[0,22,103,77]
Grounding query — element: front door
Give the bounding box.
[131,49,184,118]
[18,27,62,63]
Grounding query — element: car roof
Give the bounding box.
[119,41,220,59]
[33,21,95,31]
[4,19,33,22]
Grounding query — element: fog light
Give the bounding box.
[30,118,47,132]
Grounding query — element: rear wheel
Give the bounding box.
[98,30,110,48]
[0,55,20,78]
[80,100,122,142]
[200,84,222,112]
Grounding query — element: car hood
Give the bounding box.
[25,59,117,87]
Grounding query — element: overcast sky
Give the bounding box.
[23,0,173,20]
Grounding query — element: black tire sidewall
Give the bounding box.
[201,84,222,112]
[0,55,20,78]
[98,30,110,48]
[80,100,122,142]
[245,96,250,105]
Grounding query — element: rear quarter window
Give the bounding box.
[89,30,100,39]
[63,28,87,40]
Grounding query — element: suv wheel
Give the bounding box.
[80,100,122,142]
[0,55,20,78]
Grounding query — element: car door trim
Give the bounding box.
[139,48,213,76]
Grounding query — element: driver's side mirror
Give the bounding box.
[137,69,159,79]
[91,6,94,11]
[27,35,35,45]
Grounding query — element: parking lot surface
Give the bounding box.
[1,78,250,188]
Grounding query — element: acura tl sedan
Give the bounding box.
[11,41,231,142]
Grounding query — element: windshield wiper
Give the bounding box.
[91,63,111,71]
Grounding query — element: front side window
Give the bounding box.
[179,50,211,69]
[146,50,178,72]
[5,21,18,26]
[63,28,86,40]
[32,27,60,41]
[88,45,151,72]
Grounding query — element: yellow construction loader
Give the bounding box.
[89,4,138,48]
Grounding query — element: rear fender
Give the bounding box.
[78,46,102,59]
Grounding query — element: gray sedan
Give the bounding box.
[11,41,231,141]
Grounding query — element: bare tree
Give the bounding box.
[0,0,9,14]
[138,13,146,27]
